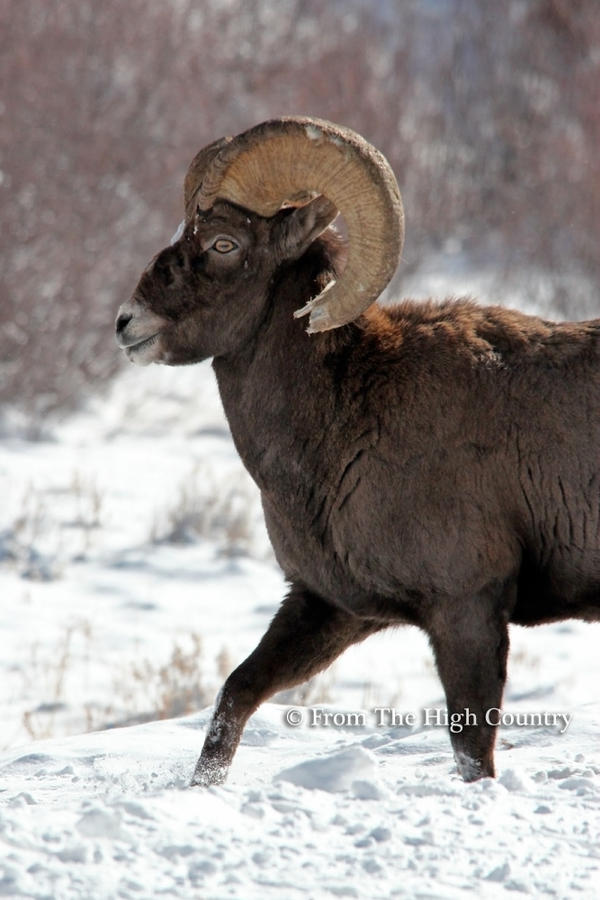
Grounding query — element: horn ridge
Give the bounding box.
[184,117,404,332]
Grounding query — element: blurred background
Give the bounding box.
[1,0,599,429]
[2,0,600,785]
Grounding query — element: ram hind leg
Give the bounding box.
[192,585,382,786]
[429,586,511,782]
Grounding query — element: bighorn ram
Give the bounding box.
[116,117,600,784]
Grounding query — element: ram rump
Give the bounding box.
[116,116,600,785]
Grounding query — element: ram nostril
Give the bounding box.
[116,313,133,335]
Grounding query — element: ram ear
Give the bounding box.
[272,195,338,263]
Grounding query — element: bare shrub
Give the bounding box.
[21,620,94,740]
[18,626,223,740]
[1,486,63,581]
[0,473,105,579]
[152,463,266,559]
[274,672,334,708]
[104,633,210,728]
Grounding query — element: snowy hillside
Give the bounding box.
[1,355,600,898]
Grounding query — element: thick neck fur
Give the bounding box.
[212,233,351,497]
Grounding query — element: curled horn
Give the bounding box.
[184,117,404,333]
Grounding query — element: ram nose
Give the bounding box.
[114,299,165,358]
[115,310,133,344]
[114,303,140,349]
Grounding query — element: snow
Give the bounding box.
[1,331,600,897]
[276,746,378,793]
[1,706,599,897]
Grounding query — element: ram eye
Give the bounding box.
[212,238,238,254]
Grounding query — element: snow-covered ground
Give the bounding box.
[1,303,600,898]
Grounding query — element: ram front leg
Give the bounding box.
[192,585,381,786]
